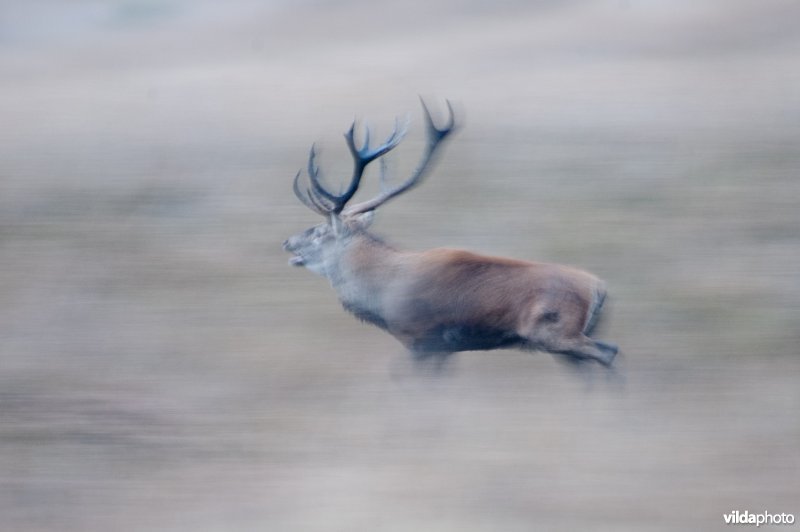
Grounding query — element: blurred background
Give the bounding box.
[1,1,798,530]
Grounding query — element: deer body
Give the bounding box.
[283,100,618,367]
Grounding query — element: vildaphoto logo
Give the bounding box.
[723,510,795,526]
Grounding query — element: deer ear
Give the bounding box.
[354,210,375,228]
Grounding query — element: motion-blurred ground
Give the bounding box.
[1,1,798,530]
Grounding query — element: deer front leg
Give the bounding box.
[410,349,454,373]
[390,330,455,373]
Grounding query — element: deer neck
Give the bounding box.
[328,231,399,310]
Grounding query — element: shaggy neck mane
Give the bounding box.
[354,228,395,251]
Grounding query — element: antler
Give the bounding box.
[343,99,456,216]
[293,116,408,216]
[293,168,332,216]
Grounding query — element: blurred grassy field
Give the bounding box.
[1,1,798,530]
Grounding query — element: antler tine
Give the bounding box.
[306,187,333,214]
[291,109,418,217]
[334,118,408,212]
[350,121,370,157]
[421,97,455,144]
[343,99,456,216]
[306,144,339,204]
[345,117,407,161]
[294,120,409,216]
[293,169,331,216]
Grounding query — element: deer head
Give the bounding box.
[283,99,455,278]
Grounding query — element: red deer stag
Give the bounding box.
[283,100,618,368]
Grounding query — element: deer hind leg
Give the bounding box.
[522,304,618,367]
[582,287,619,365]
[583,287,607,337]
[551,335,618,367]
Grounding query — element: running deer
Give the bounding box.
[283,100,618,367]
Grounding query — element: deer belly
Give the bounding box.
[412,324,523,353]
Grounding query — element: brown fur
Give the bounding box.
[335,235,616,366]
